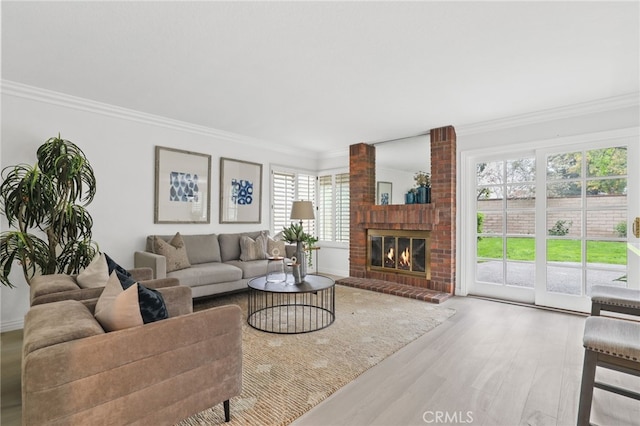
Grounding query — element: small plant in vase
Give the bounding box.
[282,223,314,278]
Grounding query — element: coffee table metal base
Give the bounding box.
[247,276,335,334]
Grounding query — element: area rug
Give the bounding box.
[178,284,455,426]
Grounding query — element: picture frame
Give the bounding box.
[377,181,392,205]
[154,146,211,224]
[220,157,263,223]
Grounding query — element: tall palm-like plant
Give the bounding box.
[0,135,99,287]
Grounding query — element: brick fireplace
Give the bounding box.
[349,126,456,294]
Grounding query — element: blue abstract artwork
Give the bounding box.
[381,193,390,205]
[231,178,254,205]
[169,171,200,202]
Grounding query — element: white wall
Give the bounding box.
[0,86,321,331]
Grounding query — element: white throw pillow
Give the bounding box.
[94,272,143,332]
[77,253,109,288]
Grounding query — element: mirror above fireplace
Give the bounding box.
[375,134,431,205]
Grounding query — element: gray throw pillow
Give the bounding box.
[154,233,191,272]
[240,233,268,261]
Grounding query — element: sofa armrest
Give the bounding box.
[22,303,243,425]
[128,267,153,281]
[134,251,167,279]
[158,285,193,317]
[141,277,180,290]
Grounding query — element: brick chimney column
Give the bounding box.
[349,143,375,278]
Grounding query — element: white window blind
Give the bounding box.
[335,173,350,242]
[318,175,333,241]
[297,174,316,236]
[317,173,349,243]
[272,171,295,234]
[271,169,317,236]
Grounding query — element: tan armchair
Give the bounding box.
[22,285,243,425]
[29,267,178,306]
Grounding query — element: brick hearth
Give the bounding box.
[348,125,457,295]
[336,277,452,303]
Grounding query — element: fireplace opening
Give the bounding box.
[368,229,430,278]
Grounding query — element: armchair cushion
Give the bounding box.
[77,253,109,288]
[95,273,143,332]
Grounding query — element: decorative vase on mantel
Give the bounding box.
[417,185,431,204]
[405,191,416,204]
[295,241,307,280]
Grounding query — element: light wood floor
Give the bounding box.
[3,297,639,426]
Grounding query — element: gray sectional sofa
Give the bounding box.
[134,231,294,298]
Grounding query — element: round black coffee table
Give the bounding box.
[247,274,335,334]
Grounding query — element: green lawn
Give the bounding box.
[477,237,627,264]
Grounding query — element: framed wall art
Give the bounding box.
[220,157,263,223]
[377,181,392,205]
[154,146,211,224]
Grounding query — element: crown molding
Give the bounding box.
[1,80,316,158]
[456,92,640,136]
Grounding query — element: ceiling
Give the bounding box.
[2,1,639,158]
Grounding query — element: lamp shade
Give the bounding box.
[290,201,315,220]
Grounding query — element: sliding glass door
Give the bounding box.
[468,138,639,312]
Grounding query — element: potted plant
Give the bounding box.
[0,135,99,287]
[281,222,317,278]
[414,171,431,204]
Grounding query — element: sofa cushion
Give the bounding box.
[77,253,109,288]
[154,233,191,272]
[167,262,243,287]
[30,274,80,300]
[225,259,270,279]
[267,237,286,258]
[240,233,268,261]
[181,233,222,264]
[95,272,144,331]
[23,300,105,356]
[219,230,269,262]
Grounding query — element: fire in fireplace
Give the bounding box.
[368,229,430,278]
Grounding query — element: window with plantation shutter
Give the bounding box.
[317,173,349,243]
[271,168,317,236]
[335,173,350,242]
[318,175,333,241]
[271,171,295,234]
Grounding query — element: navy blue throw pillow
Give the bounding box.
[115,270,168,324]
[105,253,131,278]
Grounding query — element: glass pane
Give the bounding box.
[547,266,582,295]
[506,158,535,183]
[507,237,535,260]
[547,182,582,208]
[506,262,534,288]
[547,239,581,263]
[586,211,627,238]
[547,152,582,180]
[477,211,503,235]
[477,186,504,205]
[586,240,627,266]
[507,212,535,235]
[586,273,627,296]
[586,179,627,200]
[477,259,503,284]
[547,212,581,237]
[477,161,504,185]
[586,147,627,177]
[477,236,503,260]
[507,184,535,208]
